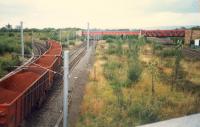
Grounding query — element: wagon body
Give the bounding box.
[0,41,62,127]
[0,68,48,127]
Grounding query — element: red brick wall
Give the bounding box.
[185,30,200,45]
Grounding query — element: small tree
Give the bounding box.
[171,40,183,91]
[127,60,142,85]
[127,40,143,86]
[147,59,159,95]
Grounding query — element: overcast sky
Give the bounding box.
[0,0,200,29]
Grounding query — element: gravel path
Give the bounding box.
[68,47,95,127]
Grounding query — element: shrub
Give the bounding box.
[103,35,117,40]
[107,43,117,54]
[104,61,122,80]
[106,38,113,43]
[127,61,142,85]
[0,54,21,72]
[154,43,163,50]
[40,37,48,40]
[128,103,160,124]
[69,40,75,45]
[160,49,176,57]
[107,41,123,56]
[8,33,15,37]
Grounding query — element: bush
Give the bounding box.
[104,61,122,81]
[107,41,123,56]
[127,61,142,85]
[0,38,19,54]
[69,40,75,45]
[106,38,113,43]
[128,103,160,124]
[107,43,117,54]
[154,43,163,50]
[160,49,176,57]
[8,33,15,37]
[103,35,117,40]
[40,37,48,40]
[0,54,21,73]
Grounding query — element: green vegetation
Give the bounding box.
[0,32,27,77]
[78,37,200,127]
[0,33,20,54]
[159,49,177,57]
[171,40,183,91]
[0,26,81,78]
[147,59,159,95]
[69,40,75,45]
[0,54,21,77]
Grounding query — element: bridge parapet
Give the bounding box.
[82,30,185,37]
[141,30,185,37]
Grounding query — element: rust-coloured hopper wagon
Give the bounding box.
[0,41,62,127]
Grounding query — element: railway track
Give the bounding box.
[158,43,200,60]
[182,48,200,59]
[0,40,62,127]
[0,41,47,82]
[69,42,86,57]
[0,39,87,127]
[22,42,87,127]
[34,42,48,56]
[69,46,87,72]
[54,42,87,106]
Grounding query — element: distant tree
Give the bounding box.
[191,26,200,30]
[0,27,7,32]
[6,23,12,31]
[180,27,186,30]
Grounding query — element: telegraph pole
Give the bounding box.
[75,31,77,43]
[63,51,69,127]
[139,29,142,38]
[32,31,34,55]
[87,22,90,50]
[60,29,62,45]
[20,21,24,59]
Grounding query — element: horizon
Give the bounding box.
[0,0,200,29]
[1,24,200,30]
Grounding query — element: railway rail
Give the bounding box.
[69,42,86,57]
[33,42,48,57]
[182,48,200,59]
[22,41,87,127]
[148,38,200,60]
[69,46,86,72]
[0,39,86,127]
[0,40,62,127]
[0,41,47,83]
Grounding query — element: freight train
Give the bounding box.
[0,40,62,127]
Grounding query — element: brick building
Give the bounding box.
[185,30,200,45]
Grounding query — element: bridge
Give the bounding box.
[82,30,185,37]
[141,30,185,37]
